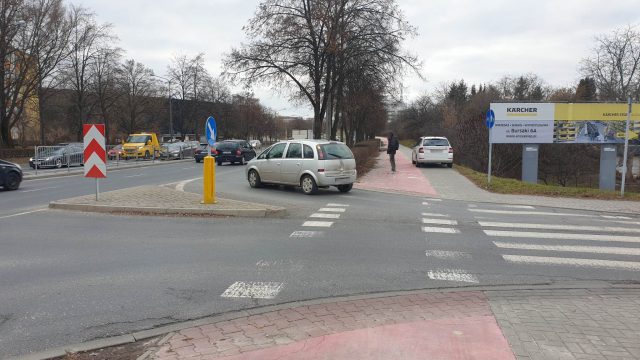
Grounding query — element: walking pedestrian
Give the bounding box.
[387,132,400,173]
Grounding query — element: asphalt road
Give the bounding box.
[1,160,640,357]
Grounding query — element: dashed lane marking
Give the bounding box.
[479,221,640,234]
[470,209,593,217]
[484,230,640,243]
[421,213,450,217]
[422,218,458,226]
[425,250,472,259]
[310,213,341,219]
[326,203,349,207]
[425,198,443,202]
[290,231,324,238]
[20,186,59,193]
[494,242,640,256]
[221,281,285,299]
[501,205,535,209]
[422,227,460,234]
[318,208,346,213]
[601,215,632,220]
[302,221,334,227]
[428,270,478,283]
[422,202,430,206]
[502,255,640,271]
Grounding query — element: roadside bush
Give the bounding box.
[351,140,380,178]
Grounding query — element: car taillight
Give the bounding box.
[317,145,324,160]
[212,149,217,155]
[449,147,453,153]
[418,147,424,153]
[236,150,242,156]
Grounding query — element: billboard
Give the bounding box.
[490,103,640,144]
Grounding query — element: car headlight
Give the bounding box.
[138,146,144,150]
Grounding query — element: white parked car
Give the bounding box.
[411,136,453,168]
[246,139,356,195]
[249,139,262,149]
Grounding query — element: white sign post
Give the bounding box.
[621,97,632,197]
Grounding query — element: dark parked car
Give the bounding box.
[0,159,23,190]
[29,143,84,169]
[212,140,256,166]
[194,143,209,163]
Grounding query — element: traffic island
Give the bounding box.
[48,185,287,218]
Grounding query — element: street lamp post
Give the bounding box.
[152,75,174,141]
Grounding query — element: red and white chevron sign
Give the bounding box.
[83,124,107,178]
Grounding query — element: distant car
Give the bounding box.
[29,143,84,169]
[246,139,356,195]
[194,143,209,163]
[213,140,256,166]
[0,159,23,190]
[376,137,387,151]
[108,144,123,160]
[249,140,262,149]
[411,136,453,168]
[160,142,194,160]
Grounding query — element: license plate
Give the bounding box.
[336,177,349,182]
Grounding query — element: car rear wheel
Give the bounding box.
[4,172,21,190]
[337,184,353,193]
[301,175,318,195]
[217,160,222,166]
[55,159,62,168]
[412,154,416,164]
[447,163,453,168]
[248,169,262,188]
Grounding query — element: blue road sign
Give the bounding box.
[486,109,495,129]
[205,116,217,146]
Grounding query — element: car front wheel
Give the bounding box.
[301,175,318,195]
[4,172,21,190]
[248,169,262,188]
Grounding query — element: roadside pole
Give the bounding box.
[621,97,632,197]
[96,178,99,201]
[486,109,495,186]
[203,116,218,204]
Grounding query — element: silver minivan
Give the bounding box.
[245,139,357,195]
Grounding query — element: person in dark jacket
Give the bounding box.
[387,132,400,172]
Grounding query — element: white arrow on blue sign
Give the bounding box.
[486,109,495,129]
[205,116,217,146]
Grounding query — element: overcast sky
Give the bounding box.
[78,0,639,117]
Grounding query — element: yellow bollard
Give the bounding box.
[203,155,217,204]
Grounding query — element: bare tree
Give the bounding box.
[61,5,112,140]
[224,0,419,139]
[116,59,156,134]
[582,25,640,101]
[90,46,122,143]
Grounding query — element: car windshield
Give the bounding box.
[126,135,151,143]
[423,139,449,146]
[318,143,354,159]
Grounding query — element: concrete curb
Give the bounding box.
[23,159,194,181]
[10,281,640,360]
[48,202,287,218]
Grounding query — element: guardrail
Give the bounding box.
[32,145,83,175]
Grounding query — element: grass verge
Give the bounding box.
[456,165,640,201]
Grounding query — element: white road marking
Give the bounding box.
[256,260,304,271]
[484,230,640,243]
[175,177,203,192]
[290,231,324,238]
[326,203,349,207]
[468,204,478,208]
[422,227,460,234]
[302,221,334,227]
[479,221,640,234]
[426,198,443,202]
[422,218,458,225]
[502,205,535,209]
[0,209,47,220]
[502,255,640,271]
[601,215,632,220]
[310,213,340,219]
[422,202,430,206]
[124,174,145,178]
[20,186,59,193]
[421,213,450,217]
[318,208,346,213]
[469,209,592,217]
[428,270,478,283]
[425,250,472,259]
[221,281,285,299]
[494,242,640,256]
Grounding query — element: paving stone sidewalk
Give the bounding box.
[143,286,640,360]
[48,185,286,218]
